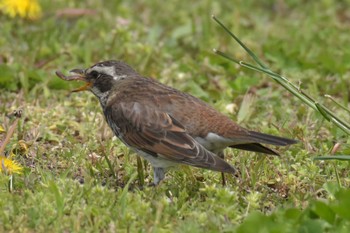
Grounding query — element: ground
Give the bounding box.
[1,0,350,232]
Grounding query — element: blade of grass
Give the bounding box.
[103,152,116,179]
[0,110,22,155]
[136,156,145,186]
[314,155,350,161]
[212,16,350,135]
[315,103,331,121]
[243,61,350,134]
[212,15,268,69]
[325,95,350,114]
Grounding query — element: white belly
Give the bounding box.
[133,148,177,168]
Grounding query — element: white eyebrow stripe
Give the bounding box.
[87,66,129,81]
[89,66,116,76]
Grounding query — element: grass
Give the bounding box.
[212,14,350,135]
[1,0,350,232]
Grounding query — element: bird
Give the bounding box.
[56,60,297,185]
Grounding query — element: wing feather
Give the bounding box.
[105,102,235,173]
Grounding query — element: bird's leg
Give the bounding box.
[217,151,226,186]
[153,167,165,185]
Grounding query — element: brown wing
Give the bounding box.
[104,102,235,174]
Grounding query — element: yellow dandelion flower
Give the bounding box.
[0,155,23,174]
[0,125,5,133]
[0,0,42,20]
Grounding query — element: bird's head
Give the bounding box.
[56,60,137,98]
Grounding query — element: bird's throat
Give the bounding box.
[90,87,110,108]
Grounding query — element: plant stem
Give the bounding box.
[212,15,350,135]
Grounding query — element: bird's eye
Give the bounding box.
[89,71,100,79]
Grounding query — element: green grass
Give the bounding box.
[1,0,350,232]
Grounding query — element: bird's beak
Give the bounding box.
[55,69,92,92]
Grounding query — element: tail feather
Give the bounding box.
[231,143,279,156]
[247,131,297,146]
